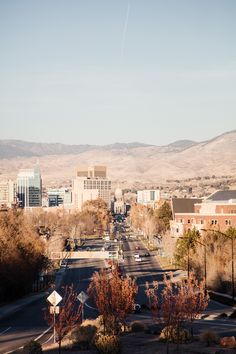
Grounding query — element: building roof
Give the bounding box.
[205,190,236,202]
[171,198,202,217]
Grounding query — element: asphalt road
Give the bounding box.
[1,234,236,352]
[0,256,104,353]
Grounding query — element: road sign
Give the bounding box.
[77,291,89,304]
[47,290,62,306]
[50,306,60,314]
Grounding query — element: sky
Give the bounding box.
[0,0,235,145]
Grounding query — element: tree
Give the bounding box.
[82,199,112,236]
[146,273,208,354]
[174,228,200,271]
[0,209,47,301]
[88,265,137,334]
[45,285,82,354]
[154,201,172,232]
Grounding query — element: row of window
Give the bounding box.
[178,219,232,226]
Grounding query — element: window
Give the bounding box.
[200,220,204,224]
[225,220,231,226]
[211,220,217,225]
[150,191,155,201]
[187,219,191,224]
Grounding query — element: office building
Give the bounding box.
[72,166,111,210]
[17,168,42,208]
[0,180,16,207]
[137,189,161,208]
[47,187,72,207]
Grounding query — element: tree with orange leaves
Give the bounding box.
[88,265,137,334]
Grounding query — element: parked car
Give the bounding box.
[144,252,150,257]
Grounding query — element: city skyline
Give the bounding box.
[0,0,235,145]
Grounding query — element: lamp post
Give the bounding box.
[202,228,235,301]
[178,231,206,286]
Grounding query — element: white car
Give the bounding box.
[135,257,142,262]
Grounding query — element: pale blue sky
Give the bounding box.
[0,0,235,145]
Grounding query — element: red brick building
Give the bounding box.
[170,190,236,237]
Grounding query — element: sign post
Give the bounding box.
[77,291,89,322]
[47,290,62,343]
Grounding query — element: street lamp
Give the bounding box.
[178,232,207,291]
[195,239,207,295]
[202,228,235,301]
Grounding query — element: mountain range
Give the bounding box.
[0,131,235,185]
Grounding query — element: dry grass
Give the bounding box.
[42,332,232,354]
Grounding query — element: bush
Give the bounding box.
[23,340,42,354]
[200,330,219,346]
[82,316,103,332]
[229,310,236,319]
[70,324,97,349]
[131,321,146,332]
[95,334,121,354]
[217,313,228,318]
[159,326,190,343]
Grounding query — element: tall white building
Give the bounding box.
[137,189,161,208]
[72,166,111,210]
[0,180,16,207]
[17,168,42,208]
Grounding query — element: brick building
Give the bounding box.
[170,190,236,237]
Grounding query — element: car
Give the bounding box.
[135,257,142,262]
[134,303,141,313]
[144,252,150,257]
[133,253,140,258]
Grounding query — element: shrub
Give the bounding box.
[200,330,219,346]
[23,340,42,354]
[95,334,121,354]
[70,324,97,349]
[82,316,103,332]
[159,326,190,343]
[229,310,236,319]
[131,321,146,332]
[217,313,228,318]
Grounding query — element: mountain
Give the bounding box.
[0,131,235,185]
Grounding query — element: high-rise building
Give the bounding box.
[17,168,42,208]
[73,166,111,210]
[0,180,16,207]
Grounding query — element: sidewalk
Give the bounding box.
[0,266,66,321]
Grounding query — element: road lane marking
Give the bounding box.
[0,327,11,336]
[85,303,98,311]
[35,325,52,341]
[42,333,53,345]
[4,327,52,354]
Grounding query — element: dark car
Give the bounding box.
[144,252,150,257]
[134,303,141,313]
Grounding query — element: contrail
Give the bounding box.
[121,1,130,61]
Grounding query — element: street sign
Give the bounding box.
[77,291,89,304]
[50,306,60,314]
[47,290,62,307]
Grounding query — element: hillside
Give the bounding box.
[0,131,235,185]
